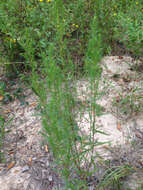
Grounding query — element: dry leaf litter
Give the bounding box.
[0,56,143,190]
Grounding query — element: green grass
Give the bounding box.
[0,113,13,163]
[97,165,133,190]
[0,116,5,162]
[0,0,143,189]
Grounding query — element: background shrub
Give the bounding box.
[0,0,142,75]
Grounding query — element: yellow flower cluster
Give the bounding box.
[39,0,51,2]
[11,39,16,43]
[72,24,79,28]
[6,37,16,43]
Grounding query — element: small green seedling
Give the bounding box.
[0,116,5,163]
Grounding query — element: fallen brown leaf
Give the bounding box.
[135,132,143,139]
[116,96,120,103]
[14,170,20,173]
[8,151,15,155]
[29,157,32,162]
[7,162,15,171]
[138,160,143,167]
[123,77,131,83]
[30,102,37,107]
[45,145,49,152]
[0,95,4,101]
[3,109,11,114]
[117,123,122,131]
[28,157,32,166]
[118,56,123,59]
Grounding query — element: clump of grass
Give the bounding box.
[97,165,132,190]
[0,116,5,163]
[0,115,14,163]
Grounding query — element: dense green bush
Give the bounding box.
[0,0,142,74]
[112,1,143,56]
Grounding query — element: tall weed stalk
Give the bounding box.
[31,1,105,189]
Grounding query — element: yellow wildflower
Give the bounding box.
[136,1,139,5]
[39,0,43,2]
[72,24,79,28]
[9,38,16,43]
[47,0,51,2]
[113,13,117,16]
[13,39,16,43]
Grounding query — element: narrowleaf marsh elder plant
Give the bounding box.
[31,8,107,190]
[30,1,106,189]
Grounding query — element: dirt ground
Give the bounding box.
[0,56,143,190]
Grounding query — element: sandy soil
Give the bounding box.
[0,56,143,190]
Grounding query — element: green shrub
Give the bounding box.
[112,0,143,56]
[1,0,142,75]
